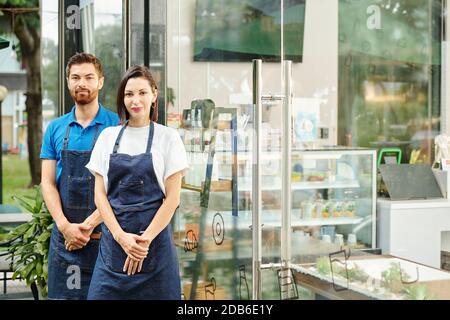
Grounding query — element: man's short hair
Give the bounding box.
[66,52,104,78]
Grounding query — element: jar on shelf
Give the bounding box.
[334,233,344,246]
[332,201,343,218]
[344,200,356,217]
[321,200,333,218]
[313,200,324,219]
[347,233,357,247]
[301,200,314,220]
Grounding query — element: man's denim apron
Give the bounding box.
[47,124,101,300]
[87,122,181,300]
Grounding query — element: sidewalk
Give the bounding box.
[0,273,34,300]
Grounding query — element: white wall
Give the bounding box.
[0,36,22,72]
[167,0,338,145]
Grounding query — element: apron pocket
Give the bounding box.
[119,179,145,205]
[78,238,100,272]
[53,230,78,268]
[66,175,93,211]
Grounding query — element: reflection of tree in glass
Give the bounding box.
[94,25,123,112]
[42,38,58,111]
[338,0,441,164]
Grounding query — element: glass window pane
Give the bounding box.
[338,0,442,165]
[80,0,124,111]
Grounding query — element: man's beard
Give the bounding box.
[71,88,98,105]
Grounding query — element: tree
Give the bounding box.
[94,24,123,111]
[0,0,42,186]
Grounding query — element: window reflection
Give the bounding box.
[338,0,442,164]
[42,0,59,126]
[80,0,123,111]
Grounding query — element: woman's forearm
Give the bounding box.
[84,209,103,230]
[143,195,179,242]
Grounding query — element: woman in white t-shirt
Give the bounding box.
[85,65,188,300]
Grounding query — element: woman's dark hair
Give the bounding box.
[116,65,158,123]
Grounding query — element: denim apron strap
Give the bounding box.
[145,121,154,154]
[63,123,101,152]
[90,123,101,150]
[62,125,71,151]
[112,122,154,154]
[113,124,128,154]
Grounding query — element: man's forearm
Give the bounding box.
[41,182,68,231]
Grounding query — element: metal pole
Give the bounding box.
[0,86,7,204]
[0,100,2,204]
[252,59,262,300]
[144,0,150,68]
[281,60,292,267]
[58,0,65,116]
[123,0,131,71]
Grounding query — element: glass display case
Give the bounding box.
[289,148,377,258]
[173,137,378,299]
[292,254,450,300]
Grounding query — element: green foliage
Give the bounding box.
[338,0,441,158]
[403,284,434,300]
[381,263,410,294]
[6,186,53,297]
[42,38,58,109]
[316,257,370,287]
[3,155,33,207]
[94,24,123,111]
[167,87,176,106]
[0,1,40,63]
[0,1,41,34]
[316,257,331,276]
[0,0,37,6]
[346,263,370,283]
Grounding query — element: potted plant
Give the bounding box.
[6,186,53,299]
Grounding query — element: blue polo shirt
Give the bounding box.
[40,105,119,184]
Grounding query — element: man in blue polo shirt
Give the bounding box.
[40,53,119,300]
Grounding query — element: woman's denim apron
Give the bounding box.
[87,122,181,300]
[47,124,101,300]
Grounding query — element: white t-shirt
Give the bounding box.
[86,123,189,195]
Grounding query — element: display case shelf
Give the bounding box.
[265,216,364,228]
[237,179,360,192]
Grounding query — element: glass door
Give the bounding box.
[168,0,289,300]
